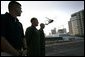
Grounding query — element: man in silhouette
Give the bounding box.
[39,23,45,56]
[25,17,41,56]
[1,1,24,56]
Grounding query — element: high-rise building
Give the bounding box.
[68,9,84,36]
[58,28,67,34]
[68,21,73,35]
[51,28,56,34]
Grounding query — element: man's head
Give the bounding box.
[31,17,39,27]
[40,23,45,29]
[8,1,22,16]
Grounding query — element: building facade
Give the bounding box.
[58,28,67,34]
[68,9,84,36]
[51,28,57,34]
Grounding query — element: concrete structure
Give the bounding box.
[51,28,57,34]
[68,9,84,36]
[68,21,73,35]
[58,28,67,34]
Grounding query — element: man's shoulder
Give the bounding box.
[26,26,35,32]
[1,13,8,22]
[17,21,23,26]
[1,14,6,18]
[26,26,32,30]
[1,13,10,20]
[1,14,5,16]
[1,13,6,16]
[1,12,8,17]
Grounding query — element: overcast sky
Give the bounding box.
[1,1,84,35]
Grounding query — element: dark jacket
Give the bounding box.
[39,28,45,56]
[1,12,24,50]
[25,25,41,56]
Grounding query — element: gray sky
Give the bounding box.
[1,1,84,35]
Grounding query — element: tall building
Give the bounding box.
[68,9,84,36]
[51,28,56,34]
[68,21,73,35]
[58,28,67,34]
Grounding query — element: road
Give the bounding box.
[45,40,84,56]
